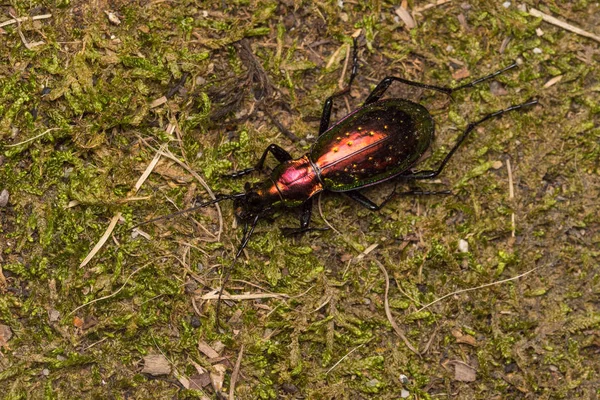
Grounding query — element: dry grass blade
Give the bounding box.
[200,292,288,301]
[159,148,223,241]
[79,212,121,268]
[414,0,452,13]
[5,128,61,147]
[69,263,149,315]
[79,144,166,268]
[0,13,52,28]
[395,5,416,29]
[325,343,366,375]
[416,267,539,312]
[529,7,600,43]
[374,260,420,355]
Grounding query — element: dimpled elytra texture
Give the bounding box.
[261,98,435,207]
[312,98,434,191]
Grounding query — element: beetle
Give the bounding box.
[138,39,537,321]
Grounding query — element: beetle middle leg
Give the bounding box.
[403,99,538,180]
[318,37,360,135]
[363,62,518,105]
[225,144,292,178]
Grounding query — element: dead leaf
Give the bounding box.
[452,67,470,80]
[453,362,476,382]
[189,372,212,389]
[0,324,13,347]
[104,10,121,25]
[0,266,6,290]
[456,335,477,346]
[211,341,225,354]
[142,354,171,376]
[340,253,353,262]
[48,309,60,322]
[395,6,416,29]
[210,363,227,393]
[451,329,477,346]
[73,316,84,328]
[174,369,190,389]
[198,340,220,359]
[543,75,563,88]
[489,81,508,96]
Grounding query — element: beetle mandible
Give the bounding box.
[138,38,537,318]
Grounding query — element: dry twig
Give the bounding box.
[229,344,245,400]
[0,13,52,28]
[529,7,600,43]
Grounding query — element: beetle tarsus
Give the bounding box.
[280,226,330,237]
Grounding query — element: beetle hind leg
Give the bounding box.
[363,62,520,105]
[346,187,452,211]
[403,99,538,180]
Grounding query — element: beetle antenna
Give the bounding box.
[132,193,245,229]
[215,212,261,329]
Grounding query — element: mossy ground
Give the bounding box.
[1,0,599,399]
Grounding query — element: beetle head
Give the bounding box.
[234,182,270,222]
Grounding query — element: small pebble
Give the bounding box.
[399,374,409,384]
[491,160,504,170]
[0,189,9,207]
[502,1,511,8]
[401,389,410,398]
[105,10,121,25]
[533,48,542,54]
[459,239,469,253]
[366,378,380,387]
[42,369,50,376]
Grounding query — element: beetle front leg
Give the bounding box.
[319,37,359,135]
[280,199,329,236]
[225,144,293,178]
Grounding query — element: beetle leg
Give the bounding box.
[363,62,519,105]
[345,191,382,211]
[319,37,359,135]
[280,199,329,236]
[225,144,293,178]
[347,187,451,211]
[403,99,538,180]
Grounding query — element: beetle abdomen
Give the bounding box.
[310,99,434,192]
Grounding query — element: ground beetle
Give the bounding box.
[139,39,537,319]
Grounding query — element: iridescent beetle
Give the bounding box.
[138,39,537,320]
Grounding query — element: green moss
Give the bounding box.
[1,0,599,398]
